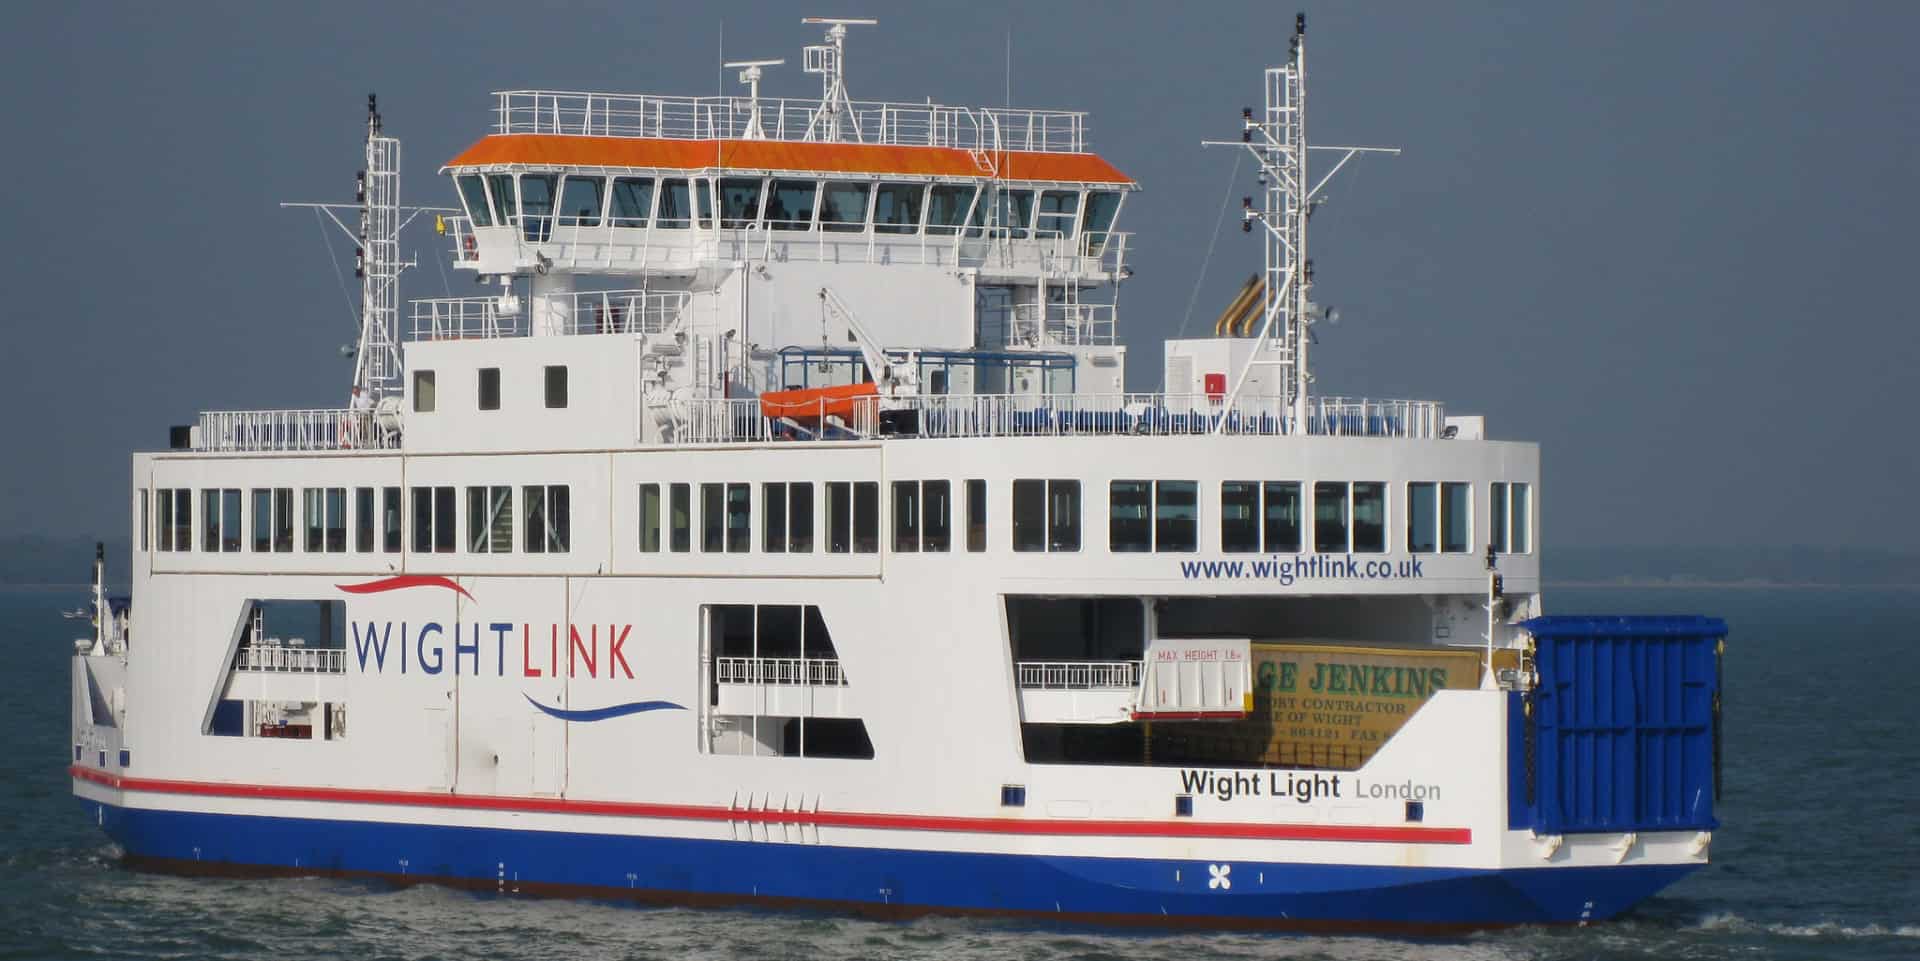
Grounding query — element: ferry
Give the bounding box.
[69,15,1727,931]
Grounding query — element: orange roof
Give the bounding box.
[444,134,1134,186]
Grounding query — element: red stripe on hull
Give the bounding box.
[334,575,474,601]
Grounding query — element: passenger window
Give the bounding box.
[524,484,569,553]
[1442,482,1471,554]
[766,179,817,230]
[202,490,220,552]
[1221,481,1260,553]
[478,368,500,411]
[557,175,603,228]
[519,174,557,241]
[325,487,347,553]
[1490,483,1510,554]
[412,486,455,554]
[1036,189,1081,238]
[381,487,401,554]
[610,176,654,228]
[922,480,951,552]
[1313,481,1349,553]
[719,178,764,229]
[1155,481,1197,553]
[726,483,751,553]
[1012,479,1045,552]
[138,489,149,552]
[892,480,920,552]
[156,489,172,552]
[639,483,662,552]
[826,481,852,553]
[467,485,512,553]
[966,478,987,552]
[788,482,814,552]
[853,481,879,553]
[354,487,374,553]
[458,175,493,228]
[303,488,325,553]
[1408,482,1438,553]
[1500,482,1531,554]
[657,178,693,229]
[413,370,435,412]
[701,483,725,552]
[487,174,517,225]
[273,488,294,552]
[544,366,567,408]
[820,181,871,232]
[873,183,924,234]
[926,184,979,235]
[670,483,691,552]
[1263,482,1302,553]
[1048,480,1081,552]
[1352,482,1386,554]
[1109,480,1152,553]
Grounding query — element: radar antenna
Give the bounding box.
[725,59,785,140]
[801,17,876,143]
[1202,14,1400,434]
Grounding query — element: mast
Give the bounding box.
[354,94,403,400]
[801,17,876,143]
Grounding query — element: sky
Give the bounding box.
[0,1,1915,552]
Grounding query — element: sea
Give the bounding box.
[2,584,1914,961]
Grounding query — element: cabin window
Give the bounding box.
[964,479,987,552]
[760,482,814,553]
[820,181,871,232]
[301,487,346,553]
[657,178,693,229]
[1442,482,1471,553]
[477,368,500,411]
[1353,482,1386,553]
[156,488,173,552]
[1014,479,1080,552]
[457,175,492,227]
[727,483,751,553]
[138,489,149,552]
[412,370,435,412]
[670,483,691,552]
[557,174,603,228]
[251,489,271,552]
[523,484,569,553]
[926,184,979,235]
[1221,481,1260,553]
[922,480,951,552]
[1491,482,1531,554]
[853,481,879,553]
[303,489,323,552]
[873,183,924,234]
[518,173,556,242]
[892,481,920,552]
[609,176,654,228]
[1408,482,1438,553]
[826,482,852,553]
[719,177,764,229]
[381,487,402,553]
[218,489,241,552]
[354,487,375,552]
[1265,482,1303,552]
[201,490,220,552]
[1511,483,1531,553]
[1049,481,1081,552]
[1036,189,1081,238]
[701,483,725,553]
[173,489,192,553]
[544,365,567,408]
[1314,481,1349,553]
[467,485,512,553]
[766,179,817,230]
[1082,190,1122,254]
[763,483,788,552]
[789,482,814,552]
[639,484,662,552]
[486,174,517,225]
[1155,481,1198,553]
[1109,480,1151,553]
[412,486,455,554]
[995,188,1034,238]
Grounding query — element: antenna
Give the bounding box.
[724,59,785,140]
[800,17,876,143]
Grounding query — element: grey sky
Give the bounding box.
[1,1,1914,551]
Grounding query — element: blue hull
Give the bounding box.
[84,798,1696,931]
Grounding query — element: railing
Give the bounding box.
[195,409,396,452]
[1008,303,1118,347]
[547,289,688,335]
[714,656,847,686]
[410,296,522,340]
[236,645,347,674]
[666,393,1446,445]
[1017,660,1142,690]
[494,90,1088,153]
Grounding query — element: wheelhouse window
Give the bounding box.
[1035,189,1081,238]
[695,177,715,228]
[609,176,654,228]
[719,177,764,229]
[1013,479,1080,552]
[413,486,455,554]
[486,174,517,226]
[412,370,435,412]
[467,485,512,553]
[927,184,979,235]
[518,173,557,242]
[477,367,500,411]
[557,175,603,228]
[766,179,817,230]
[995,188,1034,238]
[873,183,924,234]
[820,181,871,232]
[657,178,693,229]
[457,174,493,227]
[523,484,570,553]
[966,478,987,552]
[1082,190,1123,254]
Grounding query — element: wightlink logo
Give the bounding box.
[335,576,684,721]
[1178,555,1425,585]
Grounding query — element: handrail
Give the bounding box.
[235,646,347,674]
[195,409,395,452]
[1016,660,1142,690]
[714,656,847,686]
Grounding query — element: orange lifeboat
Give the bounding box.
[757,381,878,422]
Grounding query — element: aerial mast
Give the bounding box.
[726,59,785,140]
[801,17,876,143]
[354,94,404,401]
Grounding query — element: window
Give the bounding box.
[762,482,813,553]
[1221,481,1260,553]
[1109,481,1151,552]
[303,488,324,553]
[826,482,852,553]
[202,490,220,552]
[1442,482,1471,554]
[1266,482,1304,552]
[1353,482,1386,553]
[170,489,191,553]
[467,485,512,553]
[926,184,978,235]
[1036,189,1081,238]
[156,488,173,552]
[217,489,241,552]
[694,177,714,228]
[766,179,817,230]
[354,487,375,552]
[1491,482,1532,554]
[413,370,435,412]
[251,489,271,552]
[557,174,602,227]
[995,188,1034,238]
[457,174,492,227]
[477,368,500,411]
[1314,481,1349,553]
[701,483,724,553]
[820,181,871,232]
[639,483,662,552]
[273,488,294,552]
[518,173,556,242]
[965,479,987,552]
[413,486,455,554]
[922,480,951,552]
[1155,481,1198,553]
[719,177,764,229]
[487,173,517,226]
[1014,479,1080,552]
[1410,482,1472,555]
[138,489,149,552]
[873,183,924,234]
[381,487,402,553]
[544,365,567,408]
[657,178,693,229]
[764,483,788,552]
[610,176,653,228]
[892,481,920,552]
[670,483,691,552]
[1082,190,1122,254]
[524,485,570,553]
[727,483,751,553]
[326,488,347,552]
[853,481,879,553]
[304,488,346,553]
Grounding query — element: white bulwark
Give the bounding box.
[74,14,1724,932]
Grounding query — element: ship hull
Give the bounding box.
[81,794,1695,931]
